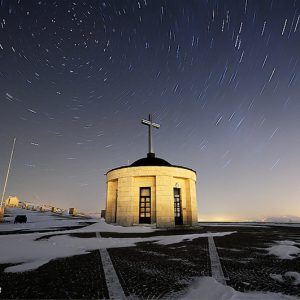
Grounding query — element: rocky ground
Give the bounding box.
[0,224,299,299]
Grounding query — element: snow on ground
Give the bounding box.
[0,223,235,272]
[181,276,298,300]
[285,272,300,285]
[0,208,91,232]
[270,274,285,283]
[73,219,156,233]
[267,240,300,259]
[270,272,300,285]
[0,208,158,233]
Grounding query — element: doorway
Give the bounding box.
[174,188,183,225]
[139,187,151,224]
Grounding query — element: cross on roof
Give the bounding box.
[141,114,160,156]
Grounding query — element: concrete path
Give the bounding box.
[96,232,127,299]
[208,234,227,285]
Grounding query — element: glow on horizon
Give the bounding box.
[197,215,249,222]
[198,213,300,222]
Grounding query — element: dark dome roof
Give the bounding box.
[106,153,196,174]
[131,154,172,167]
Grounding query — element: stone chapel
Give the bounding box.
[105,114,198,228]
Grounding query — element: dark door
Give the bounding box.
[174,188,183,225]
[114,189,118,223]
[139,187,151,224]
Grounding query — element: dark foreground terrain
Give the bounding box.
[0,224,300,299]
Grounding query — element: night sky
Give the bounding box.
[1,0,300,220]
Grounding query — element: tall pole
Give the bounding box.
[1,138,16,207]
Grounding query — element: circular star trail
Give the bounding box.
[0,0,300,220]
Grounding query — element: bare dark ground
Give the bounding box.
[214,225,300,297]
[108,237,210,299]
[0,225,300,299]
[0,251,109,299]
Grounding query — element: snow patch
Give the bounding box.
[181,276,298,300]
[270,273,284,283]
[267,240,300,259]
[270,272,300,285]
[0,229,234,273]
[0,208,88,232]
[285,272,300,285]
[1,208,155,233]
[74,219,156,233]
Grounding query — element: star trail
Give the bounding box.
[1,0,300,220]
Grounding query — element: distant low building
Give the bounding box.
[5,196,19,208]
[21,202,35,210]
[19,201,27,209]
[42,205,53,212]
[51,207,59,213]
[0,206,4,221]
[69,208,77,215]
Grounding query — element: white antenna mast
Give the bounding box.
[1,138,16,207]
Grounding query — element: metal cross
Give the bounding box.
[141,114,160,155]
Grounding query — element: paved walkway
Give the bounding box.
[208,234,227,285]
[96,232,127,299]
